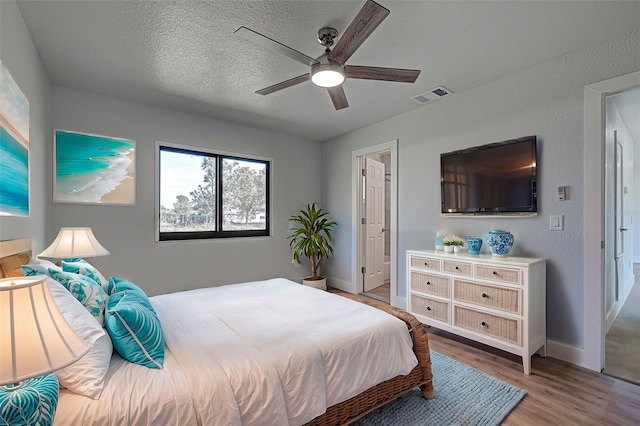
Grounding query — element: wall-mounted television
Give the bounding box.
[440,136,537,215]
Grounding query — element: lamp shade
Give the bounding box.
[0,276,89,385]
[38,227,109,259]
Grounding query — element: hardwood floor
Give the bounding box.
[330,288,639,424]
[604,277,640,385]
[427,327,640,425]
[360,282,390,304]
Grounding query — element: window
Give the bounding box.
[158,145,270,240]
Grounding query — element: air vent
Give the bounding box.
[411,86,453,104]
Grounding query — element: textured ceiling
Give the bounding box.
[16,0,640,142]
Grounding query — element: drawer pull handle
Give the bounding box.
[482,293,488,298]
[426,306,432,311]
[492,271,498,275]
[426,281,431,285]
[481,321,487,327]
[455,266,459,270]
[424,262,429,267]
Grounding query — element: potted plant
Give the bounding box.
[443,235,465,253]
[288,203,337,290]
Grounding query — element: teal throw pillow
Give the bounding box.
[49,269,108,326]
[107,277,155,311]
[21,263,62,278]
[62,259,109,291]
[105,292,164,369]
[0,373,59,425]
[107,276,148,298]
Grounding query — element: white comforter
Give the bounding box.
[55,278,418,425]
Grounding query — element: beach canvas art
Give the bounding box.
[54,130,135,205]
[0,61,30,216]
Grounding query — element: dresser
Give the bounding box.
[406,250,546,375]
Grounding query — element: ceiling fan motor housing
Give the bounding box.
[317,27,338,48]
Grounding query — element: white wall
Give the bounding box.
[321,30,640,350]
[0,1,51,252]
[50,86,321,296]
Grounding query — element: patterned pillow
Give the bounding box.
[49,269,108,326]
[21,263,63,278]
[105,292,164,369]
[62,259,109,291]
[0,373,59,426]
[46,277,112,399]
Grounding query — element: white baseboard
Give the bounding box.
[328,276,355,293]
[634,256,640,264]
[546,339,597,371]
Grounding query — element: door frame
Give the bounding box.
[352,140,398,305]
[584,71,640,372]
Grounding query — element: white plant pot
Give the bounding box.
[444,246,454,253]
[454,246,464,253]
[302,277,327,290]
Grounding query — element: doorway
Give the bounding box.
[603,88,640,385]
[352,140,398,306]
[361,152,390,302]
[583,71,640,374]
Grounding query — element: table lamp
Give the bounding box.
[38,227,110,259]
[0,276,89,425]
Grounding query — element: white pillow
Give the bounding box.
[47,277,113,399]
[56,334,113,399]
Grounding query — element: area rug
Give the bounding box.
[354,351,526,426]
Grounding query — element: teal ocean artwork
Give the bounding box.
[0,125,29,216]
[55,130,135,204]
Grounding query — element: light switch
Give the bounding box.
[549,214,564,231]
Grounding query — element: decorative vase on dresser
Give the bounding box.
[485,230,514,257]
[466,237,483,255]
[406,249,546,375]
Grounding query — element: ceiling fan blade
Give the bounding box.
[255,74,310,95]
[235,26,319,67]
[327,0,390,66]
[345,65,421,83]
[327,86,349,110]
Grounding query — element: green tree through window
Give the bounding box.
[158,145,270,240]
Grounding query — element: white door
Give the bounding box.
[614,134,626,302]
[364,157,385,292]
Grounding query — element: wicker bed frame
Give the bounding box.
[306,292,434,426]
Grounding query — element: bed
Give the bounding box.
[0,239,433,425]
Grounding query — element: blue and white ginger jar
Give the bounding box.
[484,230,514,257]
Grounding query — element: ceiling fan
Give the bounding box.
[235,0,421,110]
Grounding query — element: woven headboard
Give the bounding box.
[0,238,32,278]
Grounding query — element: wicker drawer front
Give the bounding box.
[475,265,521,284]
[410,256,441,272]
[410,271,449,297]
[454,306,519,344]
[411,294,449,323]
[454,280,520,314]
[442,260,473,276]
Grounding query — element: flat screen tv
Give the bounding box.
[440,136,537,215]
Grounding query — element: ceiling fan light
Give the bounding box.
[311,65,345,88]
